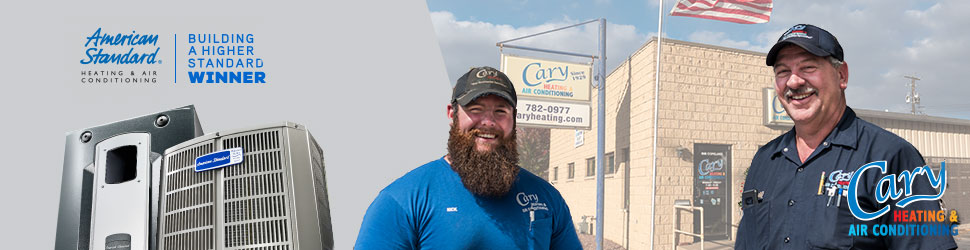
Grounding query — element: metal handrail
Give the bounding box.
[672,204,704,250]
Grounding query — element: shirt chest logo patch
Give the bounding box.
[516,192,549,212]
[827,170,854,189]
[446,207,458,212]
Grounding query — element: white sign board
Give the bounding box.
[515,98,590,129]
[574,130,584,148]
[763,88,794,126]
[502,54,591,102]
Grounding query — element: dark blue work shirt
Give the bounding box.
[736,107,957,250]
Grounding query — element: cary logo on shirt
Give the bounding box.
[516,192,549,213]
[826,170,854,189]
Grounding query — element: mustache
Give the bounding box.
[470,127,504,137]
[784,86,817,98]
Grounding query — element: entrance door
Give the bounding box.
[693,143,731,241]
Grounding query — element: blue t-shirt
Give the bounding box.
[355,157,582,250]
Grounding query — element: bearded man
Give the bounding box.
[354,66,582,249]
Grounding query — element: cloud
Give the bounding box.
[431,0,970,119]
[687,30,770,52]
[726,0,970,118]
[430,11,648,85]
[647,0,677,8]
[876,0,970,117]
[837,0,970,118]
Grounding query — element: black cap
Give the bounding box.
[452,66,517,107]
[766,24,844,66]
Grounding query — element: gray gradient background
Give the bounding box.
[0,1,449,249]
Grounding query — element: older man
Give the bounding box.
[355,66,582,249]
[735,24,957,249]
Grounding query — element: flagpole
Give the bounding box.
[650,0,663,250]
[595,17,607,250]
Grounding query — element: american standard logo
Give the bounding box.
[80,28,161,84]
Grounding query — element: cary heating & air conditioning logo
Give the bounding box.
[845,161,959,237]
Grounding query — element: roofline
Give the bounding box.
[603,37,970,125]
[607,36,769,80]
[855,108,970,127]
[647,36,769,56]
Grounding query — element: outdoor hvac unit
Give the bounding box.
[56,105,204,250]
[158,122,333,250]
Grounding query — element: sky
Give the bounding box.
[427,0,970,120]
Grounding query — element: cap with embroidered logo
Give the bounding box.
[766,24,844,66]
[451,66,517,107]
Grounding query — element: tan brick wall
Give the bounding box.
[651,40,782,250]
[548,37,970,250]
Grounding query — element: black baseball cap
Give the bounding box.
[766,24,844,66]
[452,66,517,107]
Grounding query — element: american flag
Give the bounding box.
[670,0,773,24]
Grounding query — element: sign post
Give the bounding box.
[496,18,607,250]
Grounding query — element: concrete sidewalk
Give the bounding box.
[578,226,970,249]
[674,239,735,250]
[671,226,970,250]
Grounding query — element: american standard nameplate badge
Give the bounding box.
[194,147,243,172]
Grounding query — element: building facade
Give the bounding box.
[547,38,970,250]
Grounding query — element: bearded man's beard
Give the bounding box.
[447,123,519,197]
